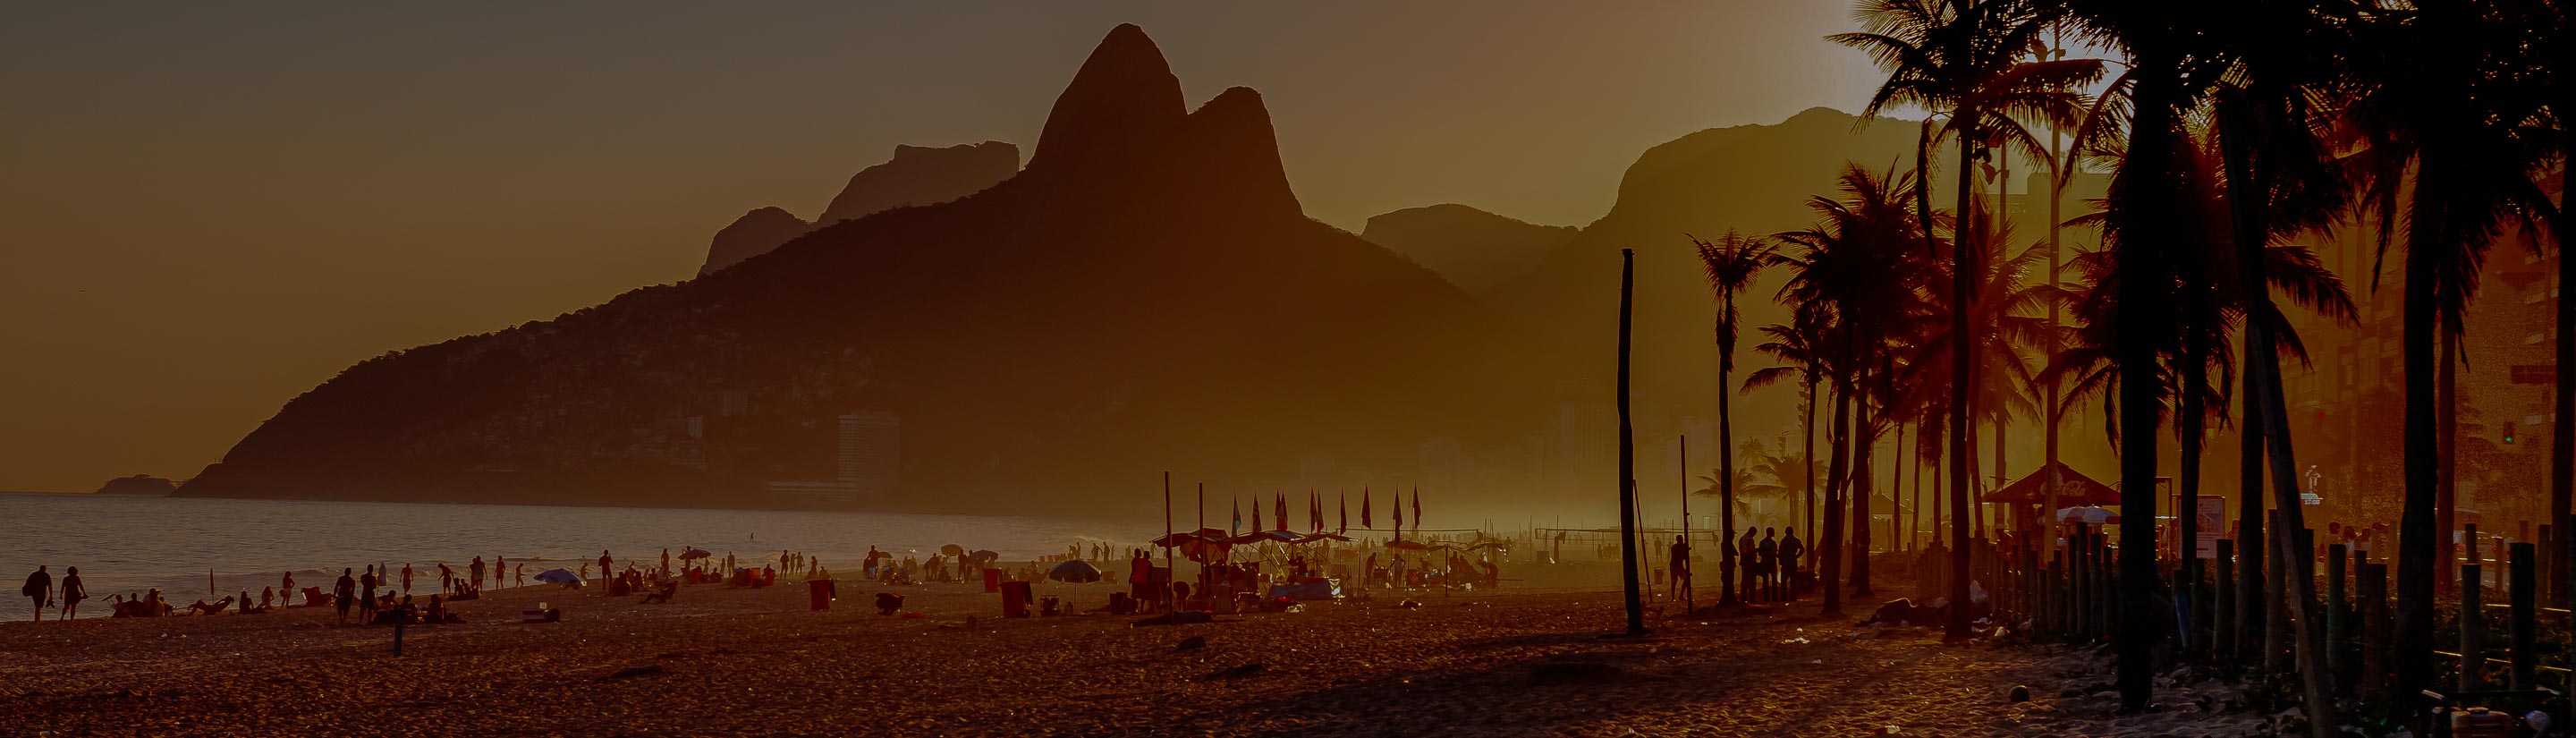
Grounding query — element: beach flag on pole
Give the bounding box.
[1393,492,1403,533]
[1339,489,1348,532]
[1232,497,1241,535]
[1412,487,1422,536]
[1361,487,1373,529]
[1275,492,1287,531]
[1251,497,1262,532]
[1309,490,1321,531]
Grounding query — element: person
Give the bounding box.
[401,563,414,594]
[58,566,85,620]
[597,550,614,588]
[1776,529,1804,600]
[660,547,671,575]
[470,556,485,591]
[494,556,506,589]
[1667,535,1690,598]
[359,565,380,619]
[514,564,525,588]
[22,565,51,622]
[1739,528,1761,602]
[281,571,295,602]
[437,562,454,592]
[1128,549,1152,611]
[333,568,358,625]
[259,585,275,610]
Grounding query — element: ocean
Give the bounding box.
[0,492,1152,621]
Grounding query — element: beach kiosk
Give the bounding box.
[1983,461,2123,544]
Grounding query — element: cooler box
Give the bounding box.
[982,567,1003,593]
[1000,581,1032,618]
[808,578,835,611]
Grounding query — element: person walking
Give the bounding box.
[58,566,86,620]
[332,568,357,625]
[1667,535,1691,601]
[513,563,525,588]
[21,565,51,622]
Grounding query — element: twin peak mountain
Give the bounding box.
[177,25,1537,512]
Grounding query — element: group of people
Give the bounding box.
[1666,527,1808,603]
[19,565,85,621]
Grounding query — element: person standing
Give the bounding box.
[1775,529,1803,600]
[469,556,485,592]
[1739,528,1761,602]
[282,570,295,602]
[332,568,357,625]
[493,556,506,589]
[21,565,51,622]
[359,565,380,619]
[660,548,671,576]
[401,563,414,594]
[597,550,614,590]
[1667,535,1690,600]
[58,566,86,620]
[514,563,525,588]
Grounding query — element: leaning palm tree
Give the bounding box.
[1695,230,1778,607]
[2340,0,2558,697]
[1835,0,2100,641]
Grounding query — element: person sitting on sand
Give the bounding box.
[58,566,86,620]
[259,586,275,610]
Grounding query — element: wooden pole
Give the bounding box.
[2512,541,2537,690]
[2460,560,2483,691]
[1163,472,1173,612]
[2326,543,2348,681]
[2216,539,2237,662]
[1616,249,1645,636]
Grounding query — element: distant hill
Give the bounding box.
[1486,107,1927,426]
[697,142,1021,276]
[177,25,1547,514]
[1360,204,1575,299]
[97,474,175,496]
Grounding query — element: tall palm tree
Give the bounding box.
[2341,0,2558,697]
[1775,162,1931,612]
[1745,318,1832,564]
[1695,230,1777,607]
[1835,0,2101,640]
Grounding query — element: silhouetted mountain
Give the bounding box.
[177,24,1544,514]
[96,474,175,496]
[697,143,1021,276]
[699,207,812,276]
[811,142,1020,228]
[1488,107,1924,420]
[1361,204,1575,298]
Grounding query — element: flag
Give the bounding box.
[1232,497,1241,535]
[1275,492,1287,531]
[1338,489,1348,532]
[1412,487,1422,533]
[1361,487,1373,529]
[1393,491,1403,532]
[1309,489,1322,531]
[1251,498,1262,532]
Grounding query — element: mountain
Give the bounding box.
[812,142,1020,228]
[96,474,176,496]
[176,24,1546,515]
[699,207,813,276]
[697,142,1021,276]
[1487,107,1927,428]
[1360,204,1575,299]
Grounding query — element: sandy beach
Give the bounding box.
[0,566,2269,737]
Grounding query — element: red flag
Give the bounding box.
[1361,487,1373,529]
[1309,490,1322,531]
[1411,487,1422,533]
[1275,492,1287,531]
[1393,491,1403,532]
[1338,489,1348,532]
[1251,496,1262,532]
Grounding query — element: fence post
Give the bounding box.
[2461,561,2484,691]
[2095,532,2113,639]
[2512,541,2537,690]
[2326,543,2347,683]
[2216,539,2237,663]
[2360,561,2387,694]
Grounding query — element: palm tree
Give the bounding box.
[1745,318,1832,564]
[1835,0,2101,640]
[2340,0,2557,697]
[1695,230,1776,607]
[1775,162,1932,612]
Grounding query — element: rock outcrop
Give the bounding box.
[96,474,176,496]
[1361,204,1576,299]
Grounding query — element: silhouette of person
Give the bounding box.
[59,566,85,620]
[21,565,50,622]
[1739,528,1761,601]
[1667,535,1690,597]
[333,568,357,625]
[1776,529,1804,600]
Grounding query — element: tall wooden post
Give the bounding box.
[2326,543,2347,682]
[2512,542,2537,690]
[2216,539,2237,662]
[1616,249,1645,636]
[2460,561,2483,691]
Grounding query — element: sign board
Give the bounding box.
[2512,365,2556,385]
[2195,497,2225,559]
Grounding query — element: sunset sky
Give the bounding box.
[1,3,1897,492]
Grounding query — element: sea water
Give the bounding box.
[0,492,1152,621]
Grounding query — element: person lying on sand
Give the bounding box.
[185,596,235,616]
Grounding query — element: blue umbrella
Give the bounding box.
[1048,559,1104,583]
[534,568,581,586]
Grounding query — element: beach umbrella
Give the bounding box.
[967,549,999,562]
[1296,532,1354,544]
[1047,559,1105,583]
[533,568,581,585]
[679,547,712,560]
[1385,539,1428,551]
[940,544,964,557]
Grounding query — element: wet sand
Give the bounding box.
[0,570,2259,736]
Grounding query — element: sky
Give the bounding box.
[0,2,1896,492]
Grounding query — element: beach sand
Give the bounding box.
[0,569,2261,737]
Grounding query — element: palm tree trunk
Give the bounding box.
[2180,351,2207,656]
[1995,406,2008,538]
[1852,361,1878,596]
[2112,52,2178,713]
[1719,349,1741,607]
[2555,148,2573,621]
[2396,165,2443,700]
[1823,366,1854,615]
[2238,343,2267,662]
[1911,423,1924,553]
[2436,331,2456,597]
[1895,421,1911,552]
[1805,377,1822,569]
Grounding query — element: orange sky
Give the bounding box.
[0,3,1898,491]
